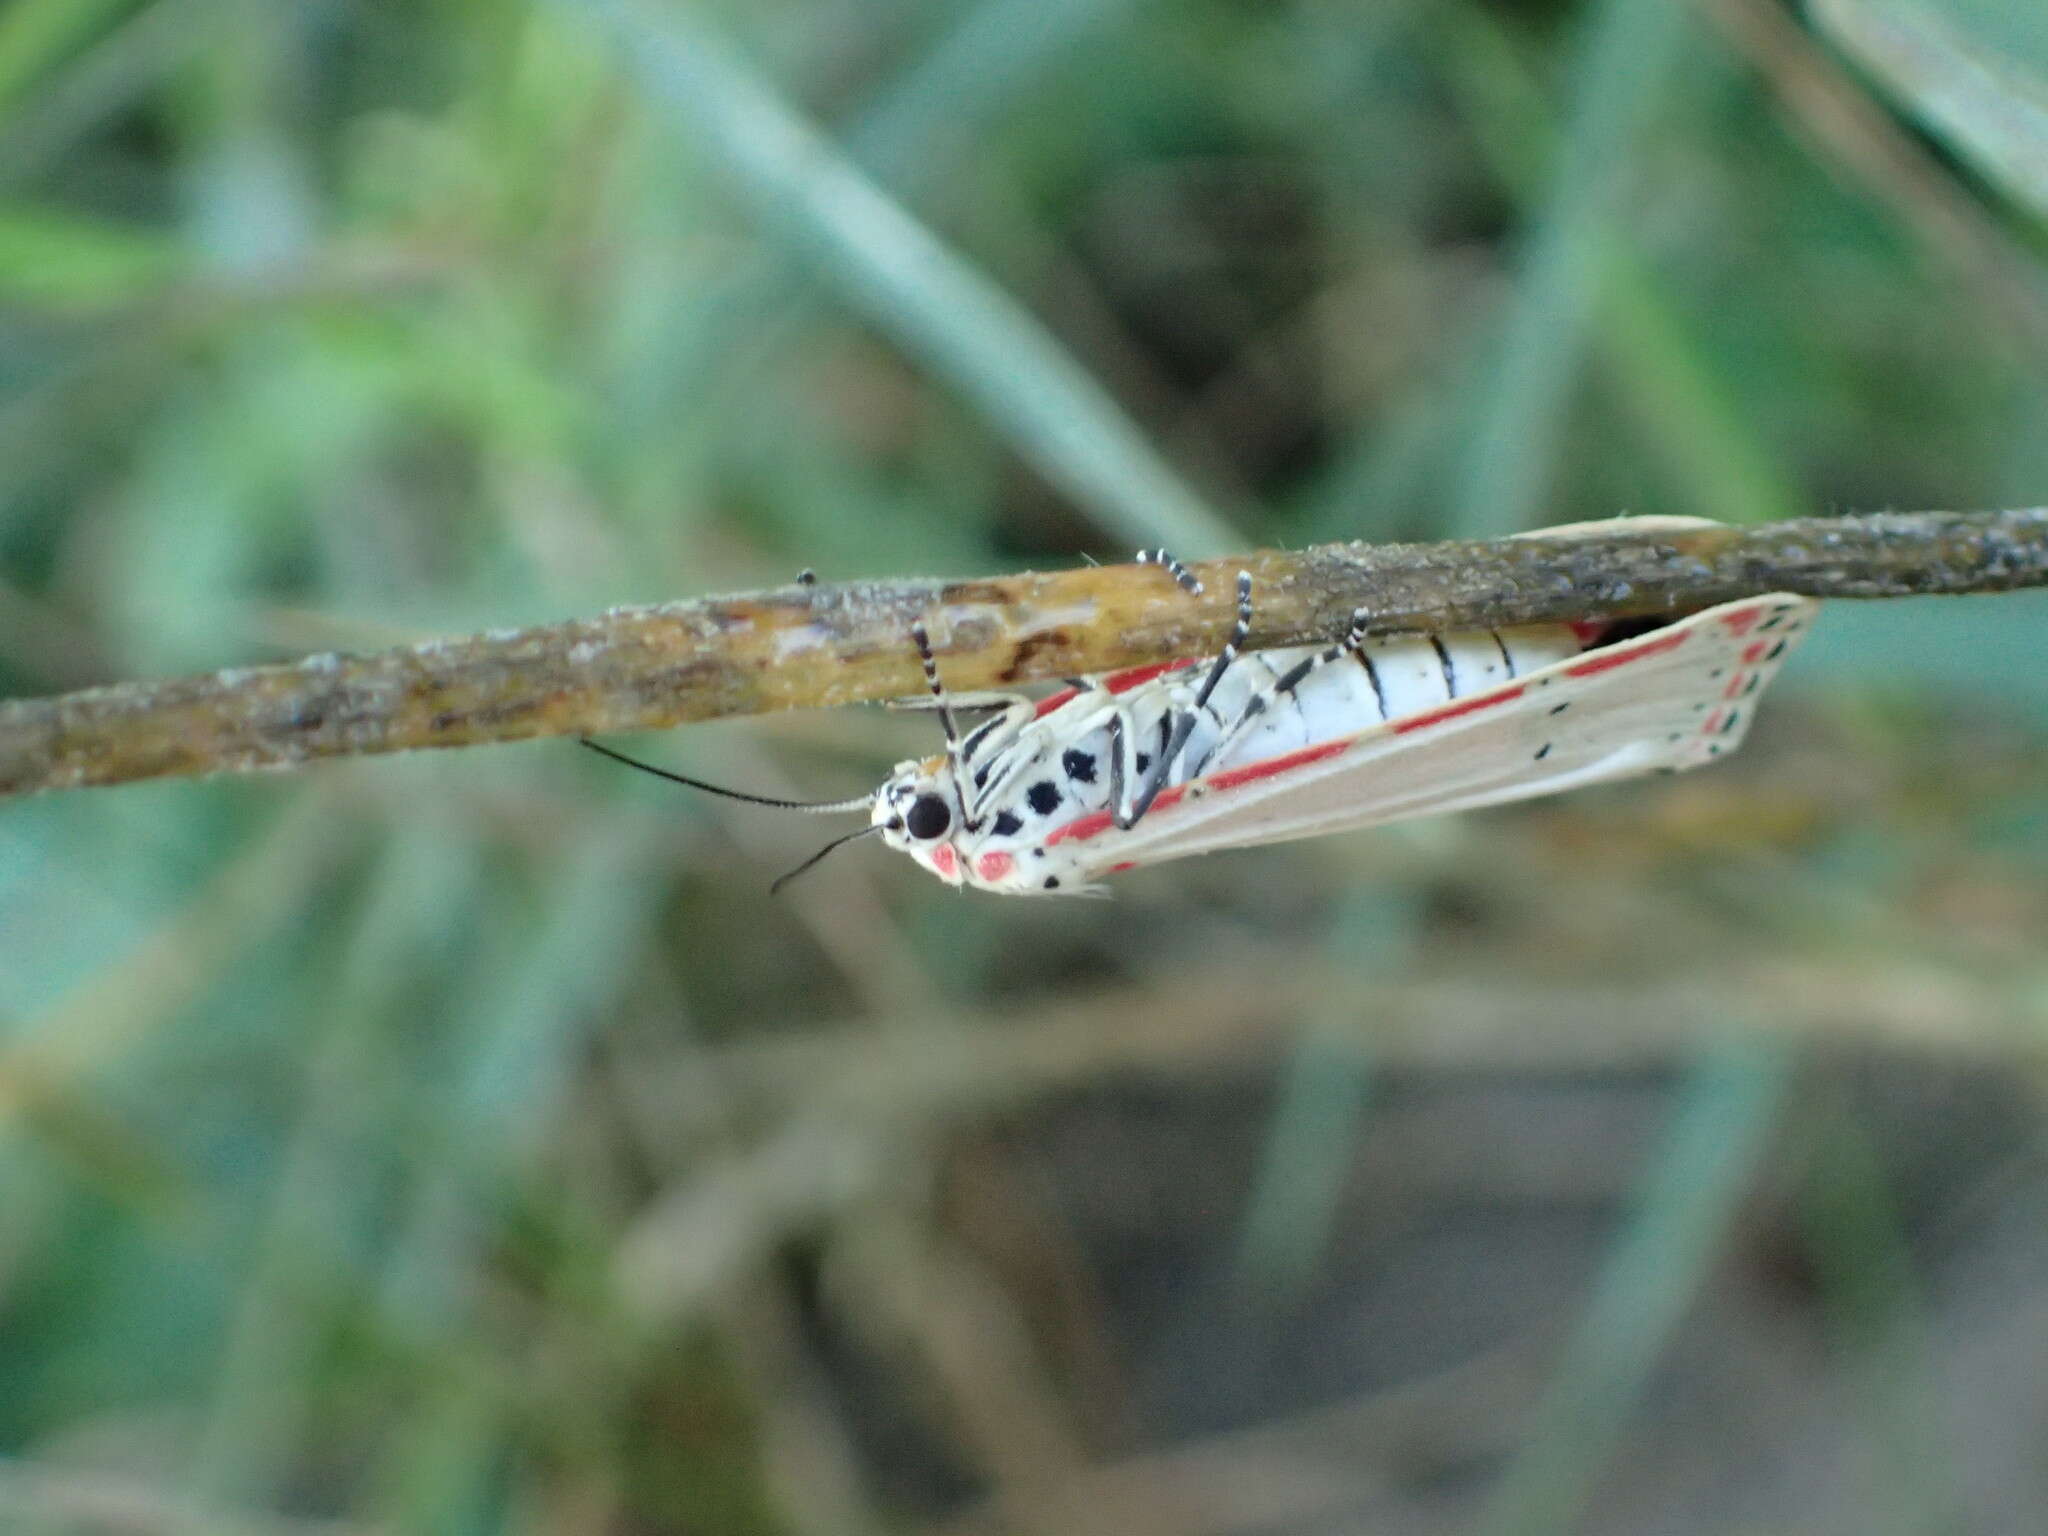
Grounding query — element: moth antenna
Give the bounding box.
[908,622,961,749]
[908,622,980,833]
[770,823,884,895]
[579,738,872,813]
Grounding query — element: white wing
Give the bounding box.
[1053,594,1818,877]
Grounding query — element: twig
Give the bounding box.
[2,509,2044,800]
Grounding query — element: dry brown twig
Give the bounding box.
[2,508,2044,800]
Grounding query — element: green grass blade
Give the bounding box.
[560,0,1242,556]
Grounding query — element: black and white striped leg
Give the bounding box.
[909,623,961,749]
[1135,548,1203,596]
[1120,570,1254,828]
[1196,602,1377,771]
[911,621,983,831]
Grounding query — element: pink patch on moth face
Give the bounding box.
[1701,709,1725,735]
[1723,674,1748,700]
[929,844,958,878]
[1563,628,1687,678]
[1391,685,1525,735]
[1716,606,1763,637]
[975,851,1014,883]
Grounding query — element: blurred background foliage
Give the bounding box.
[2,0,2047,1533]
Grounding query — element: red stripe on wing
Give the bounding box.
[1033,657,1197,719]
[1204,738,1351,790]
[1045,809,1114,847]
[1044,784,1192,849]
[1106,657,1197,693]
[1391,685,1527,734]
[1563,628,1688,678]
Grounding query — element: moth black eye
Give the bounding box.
[905,794,951,840]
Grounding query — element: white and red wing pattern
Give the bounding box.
[581,523,1818,895]
[1043,594,1816,882]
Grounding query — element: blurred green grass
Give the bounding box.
[1,2,2046,1534]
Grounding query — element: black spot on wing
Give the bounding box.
[992,810,1023,837]
[1062,748,1097,784]
[1027,780,1062,816]
[1043,876,1060,890]
[1136,753,1152,774]
[1548,701,1570,715]
[1534,742,1552,760]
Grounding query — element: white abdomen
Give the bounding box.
[1192,622,1586,771]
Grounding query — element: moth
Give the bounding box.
[585,519,1817,895]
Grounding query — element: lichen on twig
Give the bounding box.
[2,508,2043,800]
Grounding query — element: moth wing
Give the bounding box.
[1067,594,1817,874]
[1510,514,1724,540]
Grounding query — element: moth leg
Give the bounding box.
[956,699,1043,819]
[1196,601,1367,773]
[1107,710,1154,827]
[1127,570,1253,821]
[1135,548,1203,596]
[969,695,1120,819]
[910,621,982,832]
[887,691,1033,713]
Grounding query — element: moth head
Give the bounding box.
[873,757,967,885]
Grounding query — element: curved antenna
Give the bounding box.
[579,739,873,814]
[771,824,884,895]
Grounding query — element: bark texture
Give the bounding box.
[2,509,2042,799]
